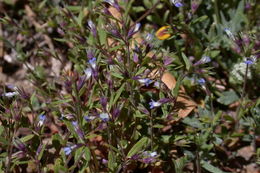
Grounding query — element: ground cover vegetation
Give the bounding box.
[0,0,260,172]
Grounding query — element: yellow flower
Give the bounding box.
[155,26,171,40]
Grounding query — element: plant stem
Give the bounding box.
[213,0,220,24]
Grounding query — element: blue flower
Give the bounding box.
[171,0,183,7]
[244,56,257,65]
[138,78,153,86]
[149,100,162,109]
[197,78,206,85]
[63,145,76,155]
[38,114,46,126]
[84,68,92,79]
[99,113,109,122]
[2,91,18,98]
[84,115,96,122]
[133,23,141,33]
[87,20,97,36]
[88,57,97,69]
[224,28,235,40]
[145,33,153,42]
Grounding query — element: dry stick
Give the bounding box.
[130,0,161,28]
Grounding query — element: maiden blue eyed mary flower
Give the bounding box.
[244,56,257,65]
[87,20,97,37]
[138,78,153,86]
[38,114,46,126]
[193,56,211,66]
[127,23,141,38]
[2,91,19,98]
[63,145,77,155]
[84,68,92,79]
[99,113,110,122]
[197,78,206,85]
[84,115,96,122]
[149,100,162,109]
[224,28,235,40]
[171,0,183,8]
[88,57,97,69]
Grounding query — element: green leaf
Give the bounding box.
[20,134,34,143]
[108,150,117,171]
[202,161,230,173]
[37,143,46,161]
[172,74,184,97]
[217,90,239,105]
[181,53,191,71]
[127,137,149,158]
[113,83,125,105]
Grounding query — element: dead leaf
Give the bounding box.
[237,146,254,161]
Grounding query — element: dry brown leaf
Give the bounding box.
[237,146,254,161]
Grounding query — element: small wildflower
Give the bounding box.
[149,100,162,109]
[102,159,108,164]
[224,28,235,40]
[38,114,46,126]
[163,56,174,66]
[171,0,183,8]
[150,151,158,157]
[84,68,92,79]
[63,145,77,155]
[133,53,139,63]
[84,115,96,122]
[87,20,97,36]
[133,23,141,33]
[104,0,114,5]
[138,78,153,86]
[197,78,206,85]
[100,113,110,122]
[244,56,257,65]
[194,56,211,66]
[88,57,97,69]
[145,33,153,42]
[2,91,18,98]
[155,26,171,40]
[127,23,141,38]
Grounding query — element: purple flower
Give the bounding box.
[87,20,97,37]
[163,56,174,66]
[72,121,84,139]
[100,97,108,111]
[133,53,139,63]
[145,33,153,42]
[140,151,158,164]
[194,56,211,66]
[84,115,96,122]
[99,113,110,122]
[171,0,183,7]
[127,23,141,38]
[102,158,108,164]
[149,100,162,109]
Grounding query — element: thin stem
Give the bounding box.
[150,110,154,151]
[213,0,220,24]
